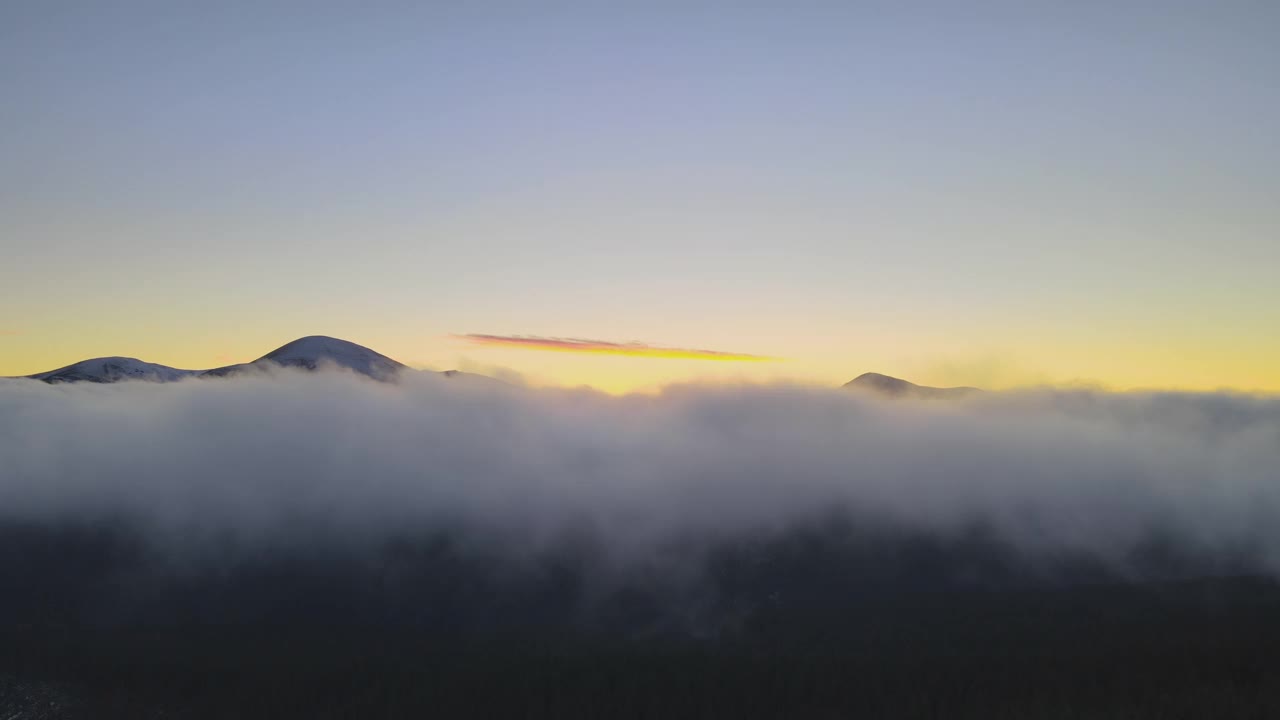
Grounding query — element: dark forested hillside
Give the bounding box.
[4,517,1280,718]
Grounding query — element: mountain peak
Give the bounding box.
[262,335,391,362]
[844,372,980,399]
[204,336,406,379]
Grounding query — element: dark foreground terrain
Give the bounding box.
[4,520,1280,719]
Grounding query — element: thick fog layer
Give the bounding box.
[2,370,1278,575]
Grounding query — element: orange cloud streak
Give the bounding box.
[455,334,777,362]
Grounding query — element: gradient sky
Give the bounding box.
[2,2,1277,393]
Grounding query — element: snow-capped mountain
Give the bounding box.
[202,336,406,380]
[26,357,197,384]
[843,372,981,399]
[14,336,463,384]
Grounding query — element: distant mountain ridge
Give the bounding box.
[15,339,980,395]
[843,372,981,399]
[18,336,441,384]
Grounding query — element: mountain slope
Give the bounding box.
[202,336,407,380]
[26,357,197,384]
[843,372,981,399]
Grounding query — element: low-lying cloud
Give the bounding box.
[454,333,777,361]
[2,370,1279,580]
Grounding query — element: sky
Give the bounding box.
[2,2,1277,393]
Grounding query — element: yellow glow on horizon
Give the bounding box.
[4,324,1279,396]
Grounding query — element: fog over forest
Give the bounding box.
[6,369,1280,718]
[3,369,1277,582]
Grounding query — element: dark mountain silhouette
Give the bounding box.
[843,372,981,399]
